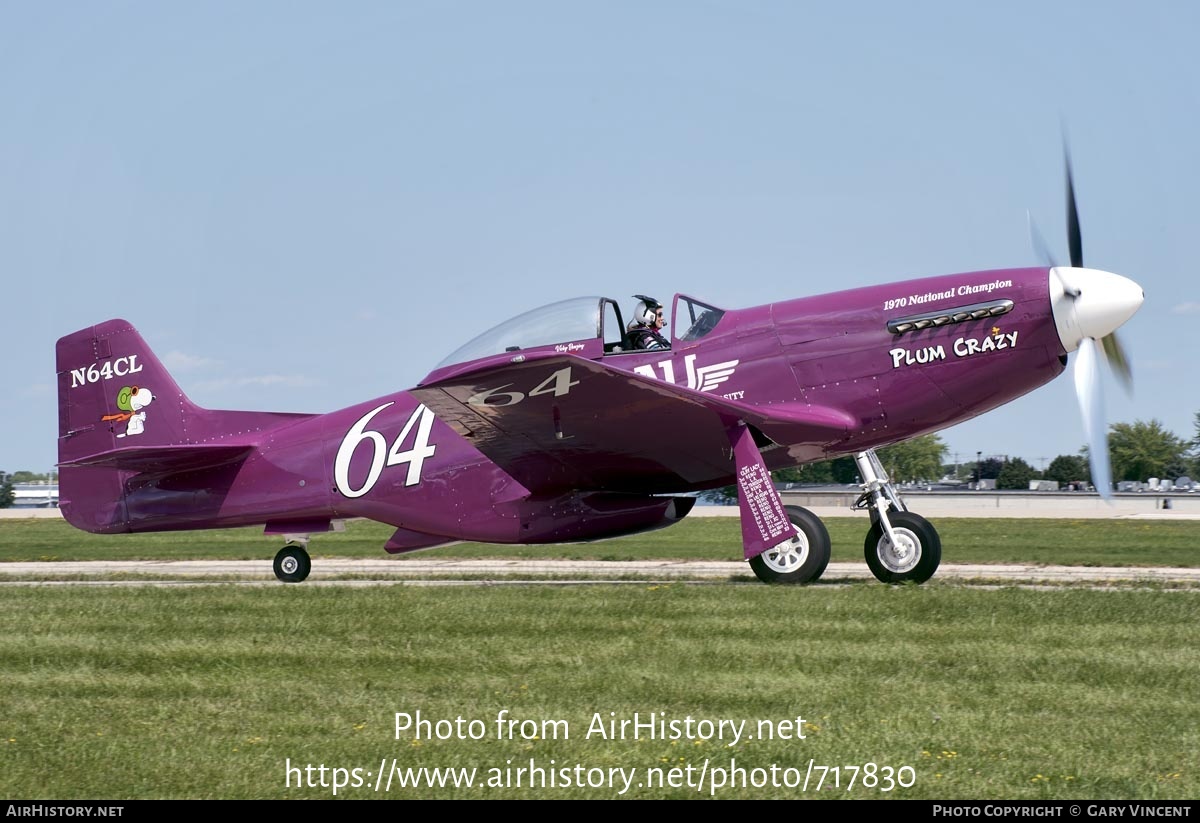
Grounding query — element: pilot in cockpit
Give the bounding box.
[627,295,671,351]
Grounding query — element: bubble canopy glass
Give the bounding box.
[436,296,605,368]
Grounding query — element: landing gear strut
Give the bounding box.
[748,505,832,585]
[853,449,941,584]
[725,421,832,585]
[273,541,312,583]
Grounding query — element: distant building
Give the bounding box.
[11,484,59,508]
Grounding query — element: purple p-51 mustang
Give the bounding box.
[54,173,1143,586]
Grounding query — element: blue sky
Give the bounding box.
[4,1,1197,476]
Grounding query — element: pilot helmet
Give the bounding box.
[633,294,664,326]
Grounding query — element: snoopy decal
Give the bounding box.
[101,385,154,438]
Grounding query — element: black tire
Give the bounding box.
[748,505,832,584]
[863,511,941,584]
[273,544,312,584]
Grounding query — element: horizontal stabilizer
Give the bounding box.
[58,444,253,473]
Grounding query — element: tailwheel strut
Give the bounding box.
[273,537,312,583]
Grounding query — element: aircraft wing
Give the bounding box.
[411,353,854,495]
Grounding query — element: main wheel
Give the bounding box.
[273,544,312,583]
[748,505,832,585]
[863,511,941,584]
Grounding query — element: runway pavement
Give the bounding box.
[2,558,1198,588]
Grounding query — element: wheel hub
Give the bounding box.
[281,556,299,574]
[879,528,921,573]
[762,533,810,573]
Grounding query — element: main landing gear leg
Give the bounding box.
[853,449,941,584]
[273,537,312,584]
[726,421,831,585]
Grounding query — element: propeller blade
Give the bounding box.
[1065,146,1083,269]
[1027,210,1059,268]
[1101,332,1133,394]
[1074,337,1112,500]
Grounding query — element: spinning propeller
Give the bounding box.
[1033,146,1144,499]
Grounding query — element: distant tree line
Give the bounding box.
[762,414,1200,494]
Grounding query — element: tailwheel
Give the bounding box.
[864,511,941,584]
[273,544,312,583]
[748,505,832,585]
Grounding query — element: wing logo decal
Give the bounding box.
[633,354,741,396]
[466,367,580,407]
[692,359,739,392]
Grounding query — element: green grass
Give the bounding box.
[2,516,1198,800]
[0,515,1197,566]
[1,584,1196,800]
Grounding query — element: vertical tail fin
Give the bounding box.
[57,320,197,462]
[56,319,199,532]
[55,320,313,533]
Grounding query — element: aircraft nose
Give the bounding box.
[1049,266,1144,352]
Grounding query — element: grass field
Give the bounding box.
[1,515,1197,567]
[1,516,1197,801]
